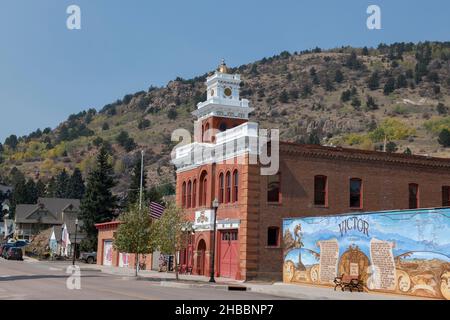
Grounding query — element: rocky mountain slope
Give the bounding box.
[1,42,450,195]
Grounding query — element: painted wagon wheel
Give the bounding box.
[310,264,320,283]
[440,271,450,300]
[396,270,411,293]
[283,261,295,283]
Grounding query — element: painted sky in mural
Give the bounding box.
[284,208,450,266]
[283,208,450,299]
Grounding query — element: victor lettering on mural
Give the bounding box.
[338,216,369,237]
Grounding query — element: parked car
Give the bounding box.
[1,244,15,258]
[5,247,23,260]
[80,252,97,264]
[13,240,28,248]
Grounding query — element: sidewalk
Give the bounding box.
[79,263,426,300]
[81,263,245,288]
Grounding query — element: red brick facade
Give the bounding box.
[176,143,450,281]
[96,221,152,269]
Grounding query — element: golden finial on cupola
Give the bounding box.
[218,58,229,73]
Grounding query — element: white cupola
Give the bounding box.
[193,60,253,121]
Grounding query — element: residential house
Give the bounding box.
[14,198,83,249]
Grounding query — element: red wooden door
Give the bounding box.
[219,230,239,278]
[197,239,206,275]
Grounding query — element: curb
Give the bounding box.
[79,268,103,272]
[96,269,248,291]
[135,276,247,291]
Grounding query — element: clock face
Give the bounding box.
[224,87,232,97]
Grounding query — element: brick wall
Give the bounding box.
[96,223,152,270]
[252,151,450,280]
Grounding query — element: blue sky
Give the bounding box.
[1,0,450,141]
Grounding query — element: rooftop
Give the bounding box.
[280,141,450,169]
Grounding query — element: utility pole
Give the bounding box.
[72,219,78,266]
[137,149,144,276]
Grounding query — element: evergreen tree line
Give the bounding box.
[78,147,174,251]
[3,168,86,216]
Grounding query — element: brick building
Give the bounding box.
[172,61,450,281]
[95,221,153,269]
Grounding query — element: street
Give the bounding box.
[0,259,286,300]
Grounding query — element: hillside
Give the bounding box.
[1,41,450,195]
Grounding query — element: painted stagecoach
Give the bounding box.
[282,208,450,300]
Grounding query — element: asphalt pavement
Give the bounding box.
[0,258,286,300]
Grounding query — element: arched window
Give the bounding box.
[219,122,227,132]
[199,171,208,206]
[409,183,419,209]
[314,175,327,206]
[350,178,362,208]
[267,173,281,203]
[204,123,210,142]
[267,227,280,247]
[225,171,231,203]
[192,180,197,208]
[181,182,186,208]
[233,170,239,203]
[219,173,224,204]
[202,178,207,206]
[187,181,192,208]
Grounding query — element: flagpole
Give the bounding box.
[139,150,144,211]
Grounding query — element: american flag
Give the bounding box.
[150,202,165,219]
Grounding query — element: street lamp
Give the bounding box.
[72,218,78,266]
[209,198,219,283]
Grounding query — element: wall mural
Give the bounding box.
[282,208,450,299]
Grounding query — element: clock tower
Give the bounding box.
[193,60,254,143]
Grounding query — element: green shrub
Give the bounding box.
[369,119,416,142]
[424,117,450,134]
[438,129,450,147]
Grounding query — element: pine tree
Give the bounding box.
[324,78,334,91]
[12,180,27,208]
[9,167,25,187]
[438,129,450,147]
[334,69,344,83]
[25,179,38,204]
[396,74,407,88]
[68,168,85,199]
[36,179,46,198]
[79,147,118,250]
[278,90,289,103]
[307,132,321,145]
[383,77,396,95]
[386,141,398,153]
[46,177,57,197]
[127,154,147,207]
[366,96,378,110]
[437,103,448,115]
[362,46,369,56]
[4,135,18,150]
[367,71,380,90]
[55,169,70,198]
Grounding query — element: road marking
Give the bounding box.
[49,267,62,271]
